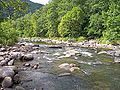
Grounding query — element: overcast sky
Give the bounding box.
[30,0,49,5]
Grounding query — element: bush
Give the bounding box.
[0,20,18,45]
[58,7,84,38]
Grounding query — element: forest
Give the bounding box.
[0,0,120,45]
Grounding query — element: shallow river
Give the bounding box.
[15,42,120,90]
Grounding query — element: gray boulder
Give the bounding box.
[0,66,15,78]
[21,54,34,61]
[2,77,13,88]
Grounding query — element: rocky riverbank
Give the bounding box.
[20,38,120,50]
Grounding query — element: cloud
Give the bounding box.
[30,0,49,5]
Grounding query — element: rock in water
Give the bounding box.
[22,54,34,61]
[2,77,13,88]
[58,63,71,70]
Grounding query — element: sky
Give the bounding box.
[30,0,49,5]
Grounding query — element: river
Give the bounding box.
[12,40,120,90]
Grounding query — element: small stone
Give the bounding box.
[24,63,30,67]
[0,56,4,61]
[2,77,13,88]
[32,64,39,69]
[8,60,14,66]
[69,67,80,72]
[0,48,6,52]
[0,52,7,56]
[69,63,76,67]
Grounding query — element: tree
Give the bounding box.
[46,2,59,37]
[58,7,84,37]
[102,1,120,42]
[87,13,104,39]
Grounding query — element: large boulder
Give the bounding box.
[21,54,34,61]
[0,66,16,78]
[2,77,13,88]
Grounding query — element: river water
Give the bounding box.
[15,42,120,90]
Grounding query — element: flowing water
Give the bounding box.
[15,42,120,90]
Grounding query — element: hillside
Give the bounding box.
[0,0,43,19]
[23,0,43,13]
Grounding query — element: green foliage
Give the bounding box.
[15,14,37,37]
[58,7,84,38]
[0,20,18,45]
[46,2,59,37]
[102,1,120,42]
[87,13,104,39]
